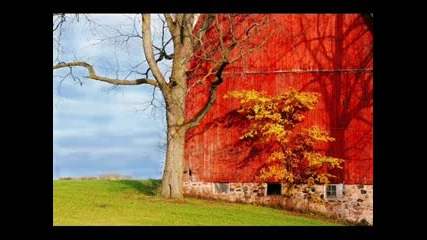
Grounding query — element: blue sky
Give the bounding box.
[53,14,170,179]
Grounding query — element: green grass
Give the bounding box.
[53,179,342,226]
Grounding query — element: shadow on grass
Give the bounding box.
[115,179,162,196]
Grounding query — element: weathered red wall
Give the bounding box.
[185,14,373,184]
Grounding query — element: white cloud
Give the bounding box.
[53,128,98,138]
[56,146,135,156]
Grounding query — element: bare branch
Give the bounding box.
[185,61,229,129]
[190,14,216,52]
[53,14,66,32]
[164,14,177,34]
[182,14,195,46]
[141,14,168,88]
[53,62,158,86]
[91,17,142,48]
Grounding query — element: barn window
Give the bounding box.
[267,183,282,195]
[214,183,230,194]
[324,184,343,198]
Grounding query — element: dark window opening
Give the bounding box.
[326,185,337,197]
[214,183,230,194]
[189,169,192,181]
[267,183,282,195]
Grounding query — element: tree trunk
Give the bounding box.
[159,82,187,198]
[158,14,214,198]
[159,63,188,199]
[160,122,186,198]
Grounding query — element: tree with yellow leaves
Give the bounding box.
[225,89,344,192]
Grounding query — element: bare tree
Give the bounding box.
[53,14,270,198]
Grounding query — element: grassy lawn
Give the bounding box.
[53,179,342,226]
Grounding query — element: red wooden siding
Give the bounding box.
[185,14,373,184]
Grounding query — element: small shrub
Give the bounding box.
[58,177,73,180]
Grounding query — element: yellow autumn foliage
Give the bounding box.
[225,89,344,189]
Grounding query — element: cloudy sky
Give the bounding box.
[53,14,170,179]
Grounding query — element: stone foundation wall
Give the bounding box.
[183,181,373,225]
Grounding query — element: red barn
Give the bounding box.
[184,14,373,224]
